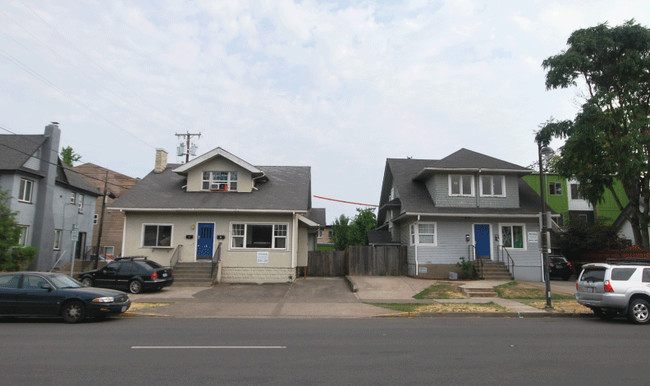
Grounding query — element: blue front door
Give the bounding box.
[196,223,214,260]
[474,224,491,260]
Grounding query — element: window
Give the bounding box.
[202,171,238,191]
[570,184,583,200]
[142,224,173,247]
[103,246,115,257]
[231,223,289,249]
[54,229,62,250]
[77,194,84,213]
[449,175,474,196]
[410,222,437,246]
[19,178,33,203]
[611,268,636,281]
[549,182,562,196]
[18,226,28,246]
[480,175,505,197]
[501,224,524,249]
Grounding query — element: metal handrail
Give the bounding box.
[211,242,222,281]
[499,246,515,276]
[169,245,183,268]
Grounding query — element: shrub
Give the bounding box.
[456,257,476,279]
[0,246,38,271]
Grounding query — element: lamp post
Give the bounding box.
[538,142,554,309]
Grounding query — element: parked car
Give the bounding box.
[77,256,173,294]
[575,261,650,324]
[0,272,130,323]
[549,255,574,281]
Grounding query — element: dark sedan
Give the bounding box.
[0,272,130,323]
[77,256,173,294]
[549,255,574,281]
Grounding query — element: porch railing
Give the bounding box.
[498,246,515,276]
[211,242,222,281]
[468,245,484,279]
[169,245,183,268]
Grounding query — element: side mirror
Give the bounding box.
[41,283,53,292]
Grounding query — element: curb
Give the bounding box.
[378,311,593,318]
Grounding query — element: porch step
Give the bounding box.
[461,287,498,298]
[478,261,513,281]
[172,262,214,286]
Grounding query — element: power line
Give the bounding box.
[313,195,377,207]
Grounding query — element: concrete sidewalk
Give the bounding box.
[125,276,579,319]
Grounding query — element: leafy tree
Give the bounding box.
[537,20,650,248]
[0,189,21,268]
[331,214,351,251]
[349,208,377,246]
[556,220,623,260]
[331,208,377,250]
[61,146,81,167]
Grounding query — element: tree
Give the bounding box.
[61,146,81,167]
[349,208,377,246]
[537,20,650,248]
[0,189,21,266]
[331,214,351,251]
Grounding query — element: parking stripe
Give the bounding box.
[131,346,286,349]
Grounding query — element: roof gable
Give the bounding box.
[0,134,45,171]
[172,147,263,176]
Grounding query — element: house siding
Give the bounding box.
[403,218,542,281]
[426,174,520,208]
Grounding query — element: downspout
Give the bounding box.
[476,168,481,208]
[291,212,298,271]
[414,214,420,276]
[120,212,127,257]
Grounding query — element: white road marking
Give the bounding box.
[131,346,286,349]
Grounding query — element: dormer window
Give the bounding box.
[202,171,238,192]
[480,175,505,197]
[449,175,474,197]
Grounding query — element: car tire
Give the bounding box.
[81,277,93,287]
[593,308,617,320]
[129,280,143,294]
[628,298,650,324]
[62,300,85,323]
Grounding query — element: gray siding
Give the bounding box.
[425,174,521,209]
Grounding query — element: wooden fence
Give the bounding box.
[307,245,407,277]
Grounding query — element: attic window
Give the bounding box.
[202,171,238,192]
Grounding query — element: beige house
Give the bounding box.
[109,147,320,283]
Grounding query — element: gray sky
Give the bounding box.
[1,1,648,222]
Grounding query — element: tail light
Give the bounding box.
[604,280,614,293]
[151,272,158,280]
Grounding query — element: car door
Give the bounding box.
[94,262,121,288]
[115,262,135,290]
[0,274,22,315]
[15,274,58,316]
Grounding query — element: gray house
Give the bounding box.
[110,147,321,283]
[377,148,544,281]
[0,123,99,271]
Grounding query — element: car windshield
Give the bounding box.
[50,274,83,289]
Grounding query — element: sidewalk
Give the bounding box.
[125,276,580,319]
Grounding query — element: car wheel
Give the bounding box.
[593,308,617,320]
[81,277,93,287]
[129,280,143,294]
[628,299,650,324]
[62,301,85,323]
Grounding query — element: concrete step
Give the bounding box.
[462,287,498,297]
[173,263,214,286]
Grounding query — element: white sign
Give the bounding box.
[528,232,538,243]
[257,251,269,264]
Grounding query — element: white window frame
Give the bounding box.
[449,175,474,197]
[54,229,62,250]
[480,175,505,197]
[17,225,28,246]
[409,222,437,246]
[103,246,115,256]
[77,194,84,213]
[230,222,290,250]
[570,183,583,200]
[18,178,34,203]
[500,223,526,250]
[141,224,174,248]
[202,171,238,192]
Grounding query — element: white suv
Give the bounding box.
[576,262,650,324]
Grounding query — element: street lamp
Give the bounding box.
[538,143,554,309]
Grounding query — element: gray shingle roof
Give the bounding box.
[110,163,311,212]
[379,149,543,223]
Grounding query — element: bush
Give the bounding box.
[0,246,38,271]
[456,257,476,279]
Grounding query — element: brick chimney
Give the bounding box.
[154,148,168,173]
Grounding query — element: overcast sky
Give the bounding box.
[1,1,648,222]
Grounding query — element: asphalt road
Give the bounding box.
[2,316,648,385]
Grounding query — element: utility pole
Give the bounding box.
[93,171,109,270]
[175,131,201,163]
